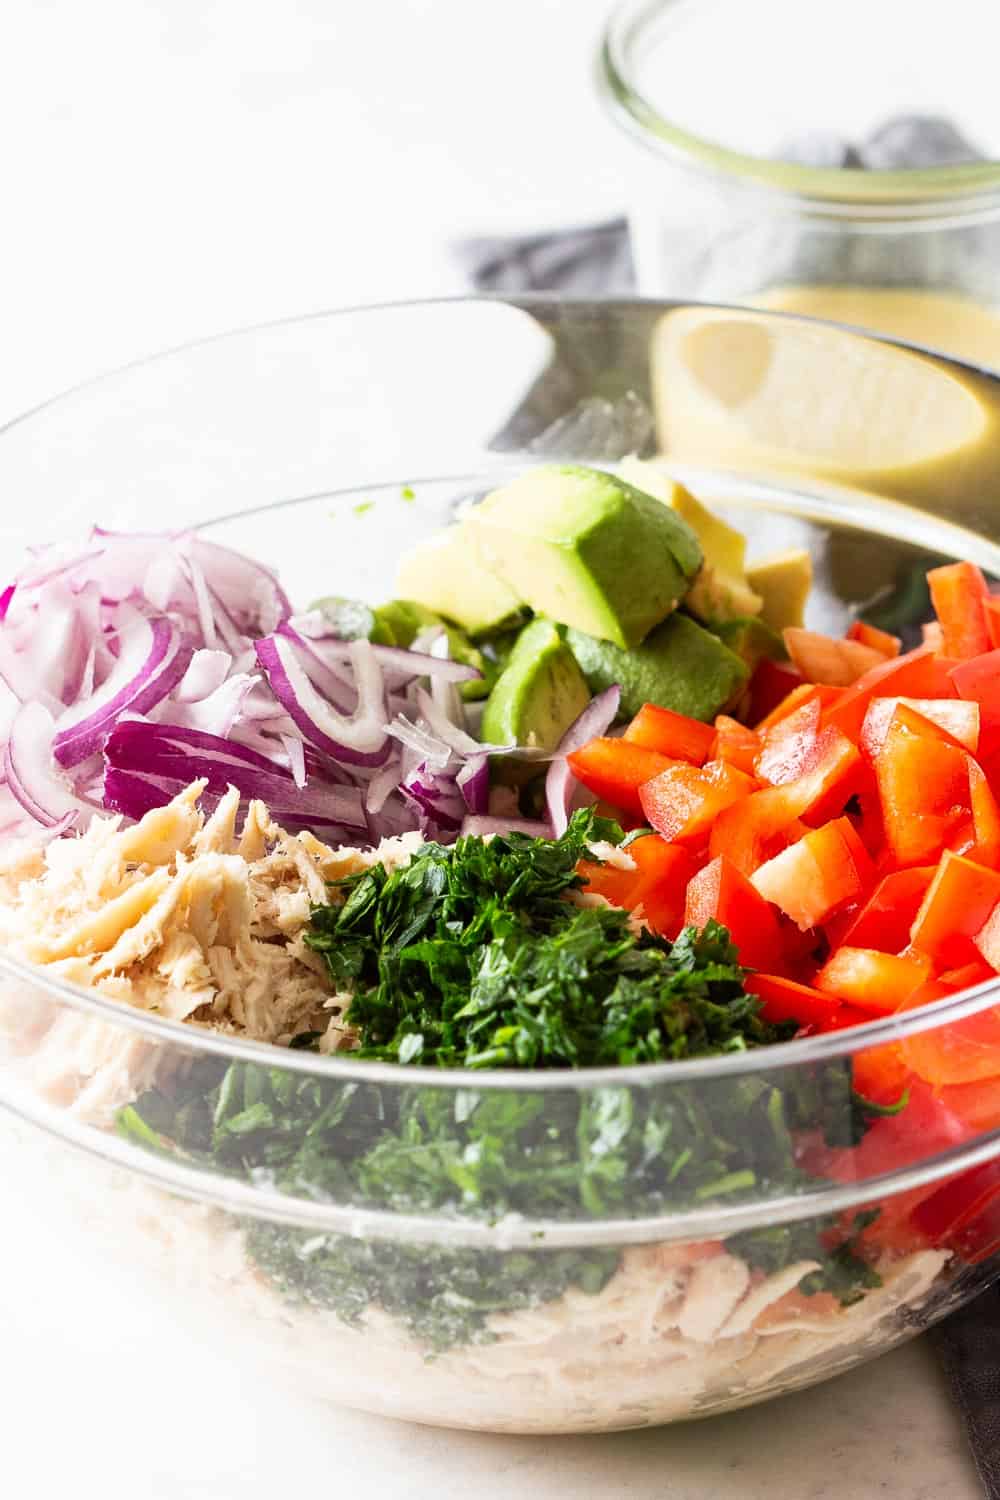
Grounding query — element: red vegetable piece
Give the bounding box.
[851,1042,913,1104]
[875,711,970,868]
[638,759,755,845]
[748,658,804,726]
[751,817,873,931]
[755,698,822,785]
[860,696,980,760]
[711,715,762,776]
[707,786,804,876]
[813,947,931,1015]
[846,620,901,659]
[784,628,886,687]
[745,972,843,1030]
[566,738,675,817]
[928,561,992,660]
[623,703,715,765]
[823,644,957,744]
[909,850,1000,969]
[754,681,840,734]
[833,866,937,953]
[683,855,785,971]
[579,834,694,939]
[902,1002,1000,1087]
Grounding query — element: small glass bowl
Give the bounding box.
[600,0,1000,369]
[1,298,1000,1432]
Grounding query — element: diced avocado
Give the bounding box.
[620,458,763,626]
[373,598,495,701]
[394,526,525,637]
[712,615,788,668]
[685,565,764,624]
[481,618,590,777]
[746,550,813,632]
[565,614,748,722]
[621,458,747,578]
[466,465,701,650]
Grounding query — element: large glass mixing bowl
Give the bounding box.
[2,298,1000,1433]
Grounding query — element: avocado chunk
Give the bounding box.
[620,458,763,626]
[466,465,701,650]
[712,615,788,669]
[372,599,495,700]
[481,618,590,776]
[565,614,748,722]
[746,550,813,632]
[394,525,525,637]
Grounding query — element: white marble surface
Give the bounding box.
[0,2,989,1495]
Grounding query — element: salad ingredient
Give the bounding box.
[618,459,764,626]
[745,551,813,633]
[927,561,992,660]
[623,702,715,764]
[543,684,621,837]
[465,466,702,650]
[750,818,872,930]
[393,526,525,638]
[784,627,886,687]
[565,612,748,722]
[640,761,756,846]
[579,832,693,937]
[305,807,775,1070]
[683,856,785,973]
[479,618,590,768]
[566,737,675,816]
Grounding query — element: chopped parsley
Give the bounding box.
[115,810,882,1354]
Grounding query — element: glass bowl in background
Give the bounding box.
[2,299,1000,1432]
[600,0,1000,369]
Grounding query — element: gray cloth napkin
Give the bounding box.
[454,115,1000,1496]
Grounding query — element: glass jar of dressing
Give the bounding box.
[599,0,1000,370]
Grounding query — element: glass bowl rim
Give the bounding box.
[2,294,1000,1090]
[599,0,1000,209]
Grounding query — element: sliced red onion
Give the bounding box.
[4,703,85,828]
[457,755,490,814]
[387,714,452,771]
[180,553,219,650]
[188,536,291,634]
[104,721,367,832]
[52,608,176,766]
[287,618,481,686]
[544,686,621,837]
[281,732,307,789]
[0,585,15,622]
[276,624,355,714]
[161,672,255,738]
[255,633,390,766]
[175,649,232,703]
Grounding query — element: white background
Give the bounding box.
[0,3,986,1497]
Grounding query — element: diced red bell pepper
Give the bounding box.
[966,757,1000,868]
[901,999,1000,1086]
[823,644,957,743]
[875,712,970,868]
[638,759,755,845]
[744,972,844,1031]
[748,658,804,726]
[784,627,887,687]
[708,786,804,876]
[813,946,931,1015]
[851,1042,912,1105]
[580,833,695,939]
[928,561,992,660]
[912,1159,1000,1263]
[909,850,1000,969]
[950,649,1000,717]
[985,598,1000,652]
[751,817,873,931]
[833,866,937,953]
[754,681,841,734]
[937,961,996,990]
[755,702,864,824]
[711,715,762,776]
[846,620,901,659]
[683,855,785,972]
[755,698,822,784]
[938,1079,1000,1132]
[623,702,715,765]
[567,738,675,816]
[860,696,980,760]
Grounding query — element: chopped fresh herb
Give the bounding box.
[114,811,884,1352]
[353,500,375,516]
[400,485,415,502]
